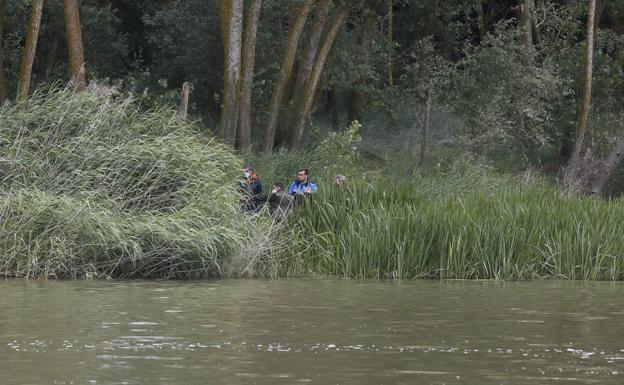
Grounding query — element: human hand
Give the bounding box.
[304,187,312,193]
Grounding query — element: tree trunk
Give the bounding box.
[64,0,86,91]
[520,0,534,55]
[263,0,314,152]
[218,0,244,146]
[425,0,438,38]
[588,136,624,195]
[179,81,189,122]
[328,88,339,131]
[17,0,44,100]
[386,0,394,89]
[476,0,487,41]
[0,0,7,104]
[290,1,350,148]
[347,1,375,125]
[44,35,60,81]
[419,87,432,166]
[289,0,332,127]
[568,0,596,179]
[237,0,262,150]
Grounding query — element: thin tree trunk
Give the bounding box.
[589,136,624,194]
[0,0,7,104]
[64,0,86,91]
[419,87,432,166]
[291,1,350,148]
[476,0,487,41]
[568,0,596,178]
[263,0,314,152]
[520,0,534,55]
[44,35,60,81]
[347,1,375,125]
[386,0,393,89]
[179,81,189,122]
[289,0,332,126]
[218,0,244,146]
[17,0,44,100]
[425,0,438,37]
[237,0,262,150]
[328,88,339,131]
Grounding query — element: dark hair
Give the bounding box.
[298,168,310,176]
[273,182,285,191]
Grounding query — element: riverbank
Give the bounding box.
[1,89,622,280]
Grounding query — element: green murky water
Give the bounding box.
[1,279,622,384]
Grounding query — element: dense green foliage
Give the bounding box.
[0,89,279,279]
[293,174,624,280]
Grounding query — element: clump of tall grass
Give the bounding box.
[0,87,267,279]
[292,175,624,280]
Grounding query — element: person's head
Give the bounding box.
[249,172,259,183]
[242,165,253,179]
[296,168,310,184]
[271,182,284,194]
[334,175,347,186]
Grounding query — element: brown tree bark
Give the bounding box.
[476,0,487,41]
[263,0,314,152]
[0,0,7,104]
[64,0,86,91]
[568,0,596,179]
[290,1,350,148]
[179,81,190,122]
[289,0,332,126]
[218,0,244,146]
[588,136,624,195]
[386,0,394,89]
[237,0,262,150]
[17,0,44,100]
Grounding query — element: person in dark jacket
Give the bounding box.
[269,183,294,220]
[240,166,265,212]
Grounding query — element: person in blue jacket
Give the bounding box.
[288,168,318,195]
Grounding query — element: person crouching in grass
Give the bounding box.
[288,168,317,196]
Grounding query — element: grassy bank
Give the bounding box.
[0,88,288,279]
[1,89,623,280]
[291,174,624,280]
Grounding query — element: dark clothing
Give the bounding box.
[240,179,265,212]
[269,191,294,220]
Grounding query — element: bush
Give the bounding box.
[0,88,256,279]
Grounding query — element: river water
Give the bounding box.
[0,279,622,385]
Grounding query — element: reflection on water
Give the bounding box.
[0,279,622,384]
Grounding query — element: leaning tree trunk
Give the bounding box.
[291,1,350,148]
[64,0,86,91]
[289,0,332,128]
[0,0,7,104]
[263,0,314,152]
[218,0,244,146]
[568,0,596,180]
[237,0,262,150]
[588,136,624,195]
[17,0,44,100]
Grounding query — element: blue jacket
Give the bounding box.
[288,180,318,195]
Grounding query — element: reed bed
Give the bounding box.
[0,88,283,279]
[292,177,624,280]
